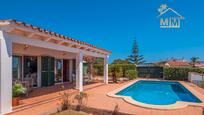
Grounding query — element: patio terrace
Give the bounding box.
[7,79,204,115]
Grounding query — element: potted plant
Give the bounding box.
[12,83,27,106]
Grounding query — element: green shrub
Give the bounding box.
[125,70,137,80]
[163,67,204,81]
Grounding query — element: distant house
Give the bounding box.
[155,60,190,67]
[194,61,204,68]
[164,60,190,67]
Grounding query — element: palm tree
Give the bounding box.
[190,57,199,67]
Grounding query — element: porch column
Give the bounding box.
[76,52,83,92]
[90,63,93,80]
[0,31,12,114]
[37,56,41,87]
[69,59,73,82]
[104,55,109,84]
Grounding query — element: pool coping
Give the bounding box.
[107,79,204,110]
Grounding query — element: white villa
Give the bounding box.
[0,19,111,114]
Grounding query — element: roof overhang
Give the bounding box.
[0,19,111,56]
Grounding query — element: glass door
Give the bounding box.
[12,56,22,82]
[24,56,38,87]
[55,59,63,83]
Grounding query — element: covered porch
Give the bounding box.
[0,19,111,114]
[12,43,103,90]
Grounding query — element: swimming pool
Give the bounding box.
[116,80,202,105]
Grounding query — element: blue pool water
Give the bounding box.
[116,80,202,105]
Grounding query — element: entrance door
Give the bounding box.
[24,56,38,87]
[41,56,55,87]
[63,60,69,82]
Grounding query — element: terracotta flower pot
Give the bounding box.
[12,97,20,106]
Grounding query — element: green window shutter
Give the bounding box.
[41,72,48,87]
[48,57,55,86]
[41,56,55,87]
[41,56,49,87]
[83,63,88,76]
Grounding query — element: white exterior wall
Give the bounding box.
[0,31,12,114]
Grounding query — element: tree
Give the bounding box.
[94,58,104,64]
[190,57,199,67]
[128,38,145,65]
[112,59,130,64]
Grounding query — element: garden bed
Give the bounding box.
[54,110,88,115]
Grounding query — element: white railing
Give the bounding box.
[188,72,204,87]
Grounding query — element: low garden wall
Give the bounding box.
[137,66,163,78]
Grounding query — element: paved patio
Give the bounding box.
[7,80,204,115]
[13,82,77,111]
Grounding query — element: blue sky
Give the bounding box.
[0,0,203,63]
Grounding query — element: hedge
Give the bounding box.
[163,67,204,81]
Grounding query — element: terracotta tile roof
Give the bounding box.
[166,60,190,67]
[0,19,111,54]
